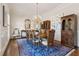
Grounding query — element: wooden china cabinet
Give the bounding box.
[61,14,77,48]
[41,20,55,46]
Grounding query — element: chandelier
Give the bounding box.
[34,3,42,30]
[35,3,41,24]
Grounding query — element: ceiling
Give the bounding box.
[8,3,62,17]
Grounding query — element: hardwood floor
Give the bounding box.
[70,49,79,56]
[4,39,19,56]
[3,39,79,56]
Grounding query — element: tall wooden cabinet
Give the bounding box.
[41,20,50,29]
[61,14,77,48]
[41,20,55,46]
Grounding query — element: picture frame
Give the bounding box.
[2,5,7,27]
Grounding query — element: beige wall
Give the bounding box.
[0,3,10,55]
[10,16,33,37]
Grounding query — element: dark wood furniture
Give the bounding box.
[61,14,77,48]
[26,30,34,39]
[41,20,50,29]
[41,20,55,46]
[21,30,34,39]
[23,20,55,46]
[61,30,74,48]
[47,29,55,46]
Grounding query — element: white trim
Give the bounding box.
[66,49,75,56]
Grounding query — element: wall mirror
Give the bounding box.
[25,19,31,30]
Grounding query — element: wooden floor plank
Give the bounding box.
[4,39,19,56]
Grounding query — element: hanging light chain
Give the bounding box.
[36,3,38,16]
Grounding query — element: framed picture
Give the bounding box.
[3,5,7,27]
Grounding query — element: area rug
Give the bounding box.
[16,38,72,56]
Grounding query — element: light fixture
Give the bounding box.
[34,3,41,30]
[36,3,38,17]
[35,3,41,24]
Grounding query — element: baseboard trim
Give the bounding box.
[66,49,75,56]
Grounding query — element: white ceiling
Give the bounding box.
[8,3,62,17]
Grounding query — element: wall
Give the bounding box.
[0,3,10,56]
[10,15,33,37]
[41,3,79,47]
